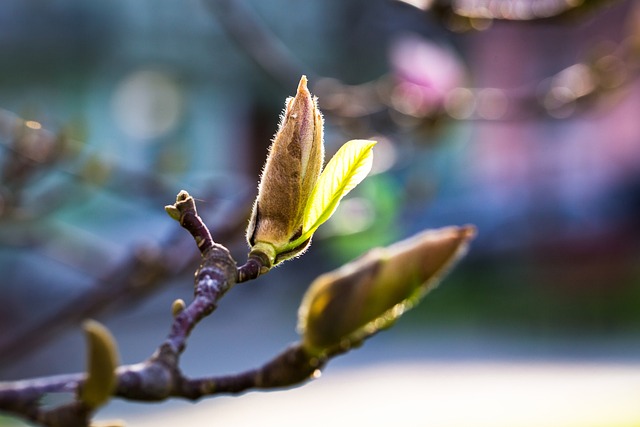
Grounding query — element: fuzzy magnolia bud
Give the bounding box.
[298,225,476,356]
[247,75,324,267]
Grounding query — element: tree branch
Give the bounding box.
[0,193,320,426]
[0,188,476,427]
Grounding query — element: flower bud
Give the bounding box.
[80,319,120,408]
[298,225,476,356]
[247,75,324,268]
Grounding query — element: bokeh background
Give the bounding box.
[1,0,640,425]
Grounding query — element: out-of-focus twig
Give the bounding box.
[0,108,192,221]
[204,0,311,88]
[0,104,254,366]
[203,0,639,133]
[0,188,252,367]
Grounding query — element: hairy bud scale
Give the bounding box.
[247,75,324,267]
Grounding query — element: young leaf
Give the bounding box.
[290,139,376,248]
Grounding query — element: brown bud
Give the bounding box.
[298,225,476,356]
[247,75,324,267]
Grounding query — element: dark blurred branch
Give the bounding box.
[0,104,256,366]
[0,110,74,216]
[315,2,640,128]
[202,0,639,133]
[0,234,181,367]
[0,187,251,367]
[0,108,195,221]
[204,0,312,88]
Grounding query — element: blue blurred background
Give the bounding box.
[1,0,640,425]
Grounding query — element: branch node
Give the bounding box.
[236,252,270,282]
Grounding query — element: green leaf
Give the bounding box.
[288,139,375,249]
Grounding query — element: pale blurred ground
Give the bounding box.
[120,362,640,427]
[4,275,640,426]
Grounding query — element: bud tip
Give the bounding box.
[297,75,309,95]
[461,224,477,240]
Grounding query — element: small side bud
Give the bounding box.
[164,205,181,221]
[165,190,197,222]
[80,320,120,409]
[171,298,186,317]
[247,75,324,268]
[175,189,191,202]
[298,225,476,356]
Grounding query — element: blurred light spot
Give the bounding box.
[469,17,493,31]
[542,63,597,118]
[445,88,476,120]
[389,34,466,114]
[369,136,397,174]
[543,86,576,118]
[477,88,508,120]
[458,5,491,18]
[339,98,370,118]
[498,2,512,17]
[326,197,375,236]
[531,1,553,18]
[388,108,423,129]
[393,0,434,10]
[313,78,346,111]
[553,63,595,99]
[111,70,184,141]
[315,79,383,118]
[455,0,585,20]
[374,75,394,100]
[390,82,436,117]
[595,54,627,89]
[24,120,42,130]
[311,369,322,379]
